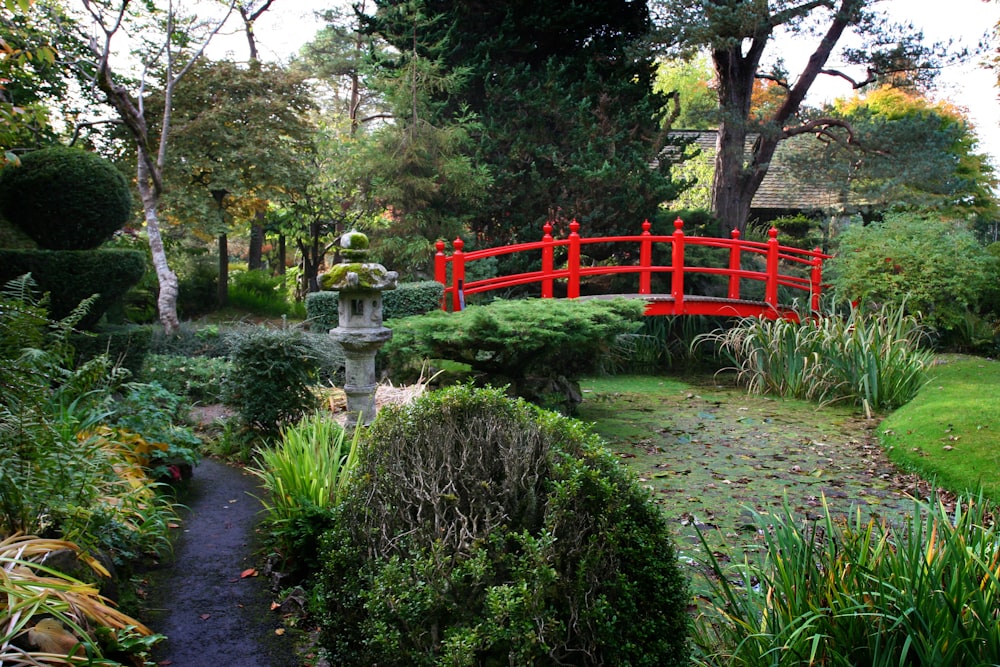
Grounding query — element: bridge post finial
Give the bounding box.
[674,217,684,231]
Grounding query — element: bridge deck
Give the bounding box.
[578,294,799,319]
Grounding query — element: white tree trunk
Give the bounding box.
[137,156,180,334]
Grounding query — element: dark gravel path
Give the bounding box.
[145,458,299,667]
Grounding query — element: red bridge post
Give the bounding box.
[451,237,466,311]
[541,221,554,298]
[435,240,448,309]
[727,229,742,300]
[671,218,685,313]
[639,219,652,294]
[567,220,581,299]
[765,228,779,307]
[810,247,824,312]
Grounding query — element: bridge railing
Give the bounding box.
[434,218,831,315]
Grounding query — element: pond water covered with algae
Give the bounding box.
[577,375,924,586]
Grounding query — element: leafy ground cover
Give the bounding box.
[880,354,1000,501]
[576,375,923,589]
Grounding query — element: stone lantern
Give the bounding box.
[321,230,397,427]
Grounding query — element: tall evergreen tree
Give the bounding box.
[363,0,681,249]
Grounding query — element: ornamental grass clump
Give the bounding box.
[693,494,1000,666]
[315,384,690,666]
[249,412,361,577]
[696,303,932,415]
[0,534,161,665]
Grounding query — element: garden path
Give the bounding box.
[145,458,299,667]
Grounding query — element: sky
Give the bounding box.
[210,0,1000,165]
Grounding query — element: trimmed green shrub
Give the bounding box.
[828,213,998,338]
[228,269,305,318]
[315,385,689,666]
[0,146,132,250]
[306,291,339,333]
[381,298,645,413]
[307,281,445,332]
[0,248,146,329]
[71,324,152,379]
[222,327,319,437]
[385,280,445,319]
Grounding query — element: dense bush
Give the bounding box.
[0,275,179,562]
[141,354,232,403]
[103,382,201,483]
[693,494,1000,666]
[828,213,998,338]
[315,385,689,666]
[307,280,445,332]
[71,323,152,379]
[222,326,319,437]
[228,269,304,318]
[148,322,232,358]
[382,298,645,412]
[0,248,146,329]
[0,145,132,250]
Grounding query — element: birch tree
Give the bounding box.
[78,0,235,333]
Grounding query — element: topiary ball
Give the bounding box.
[0,146,132,250]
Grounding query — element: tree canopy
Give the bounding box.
[652,0,961,233]
[362,0,683,250]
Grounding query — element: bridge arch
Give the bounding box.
[434,218,830,320]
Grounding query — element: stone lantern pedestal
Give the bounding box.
[321,231,397,427]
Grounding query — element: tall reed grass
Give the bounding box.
[692,494,1000,666]
[695,304,932,415]
[250,411,361,527]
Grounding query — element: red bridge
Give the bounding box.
[434,218,831,319]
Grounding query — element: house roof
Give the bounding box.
[669,130,864,213]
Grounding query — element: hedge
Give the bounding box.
[0,249,146,330]
[306,280,444,332]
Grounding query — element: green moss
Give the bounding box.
[320,263,394,291]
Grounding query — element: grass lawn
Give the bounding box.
[880,354,1000,502]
